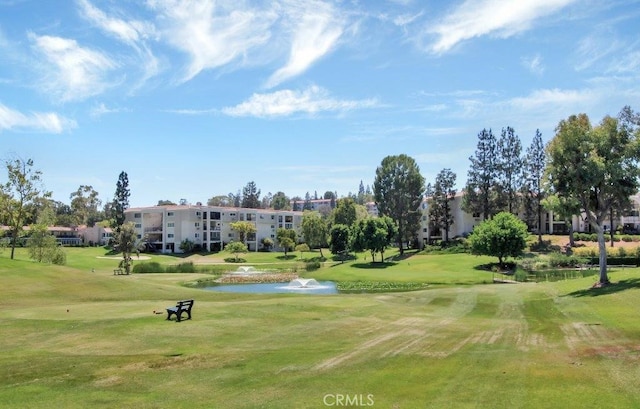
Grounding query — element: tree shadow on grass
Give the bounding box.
[565,278,640,297]
[276,255,298,261]
[351,262,398,269]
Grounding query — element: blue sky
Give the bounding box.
[1,0,639,208]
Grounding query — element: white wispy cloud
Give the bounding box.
[222,85,378,118]
[522,53,545,75]
[508,88,595,110]
[28,33,117,102]
[265,0,345,88]
[147,0,276,83]
[77,0,160,87]
[0,103,76,133]
[424,0,576,54]
[90,102,130,118]
[77,0,156,45]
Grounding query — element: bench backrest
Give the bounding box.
[176,300,194,310]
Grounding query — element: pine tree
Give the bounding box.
[429,169,457,242]
[497,126,523,213]
[523,129,546,244]
[462,129,499,220]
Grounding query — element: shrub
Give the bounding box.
[305,261,321,271]
[166,262,196,273]
[548,252,584,268]
[132,261,164,273]
[514,269,528,282]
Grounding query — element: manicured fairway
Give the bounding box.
[1,250,639,408]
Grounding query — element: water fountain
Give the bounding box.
[231,266,259,275]
[287,278,320,288]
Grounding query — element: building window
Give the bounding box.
[167,212,174,217]
[195,222,200,228]
[195,233,200,238]
[167,222,174,228]
[135,223,142,228]
[134,213,141,218]
[472,212,480,218]
[168,234,174,238]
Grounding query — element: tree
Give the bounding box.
[468,211,529,267]
[497,126,523,213]
[70,185,101,226]
[373,154,425,254]
[276,228,297,256]
[110,171,130,229]
[332,197,357,227]
[157,199,176,206]
[229,221,257,244]
[303,192,313,211]
[295,243,310,260]
[546,108,640,285]
[542,194,581,248]
[301,211,328,258]
[241,181,261,208]
[463,129,499,220]
[272,192,290,210]
[27,224,66,265]
[429,168,457,242]
[522,129,546,244]
[207,195,233,207]
[329,223,351,261]
[352,216,397,262]
[225,241,248,262]
[261,237,274,251]
[260,192,273,209]
[113,221,145,274]
[0,158,50,259]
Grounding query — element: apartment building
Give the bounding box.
[418,193,571,247]
[124,205,303,254]
[417,192,640,247]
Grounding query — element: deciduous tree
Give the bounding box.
[230,221,257,244]
[546,108,640,285]
[0,158,50,259]
[468,211,529,267]
[301,211,328,258]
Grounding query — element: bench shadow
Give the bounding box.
[564,278,640,297]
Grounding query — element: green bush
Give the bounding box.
[166,262,196,273]
[132,261,164,273]
[514,269,528,282]
[548,252,585,268]
[305,261,321,271]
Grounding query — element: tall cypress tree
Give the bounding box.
[111,171,130,228]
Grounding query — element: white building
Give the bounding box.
[125,205,303,253]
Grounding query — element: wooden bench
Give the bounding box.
[166,299,194,322]
[113,268,128,275]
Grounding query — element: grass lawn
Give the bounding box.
[1,246,640,408]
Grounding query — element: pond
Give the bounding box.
[203,281,338,295]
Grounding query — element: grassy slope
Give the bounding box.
[1,248,639,408]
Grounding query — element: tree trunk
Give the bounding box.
[596,228,609,285]
[537,204,543,245]
[568,222,575,247]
